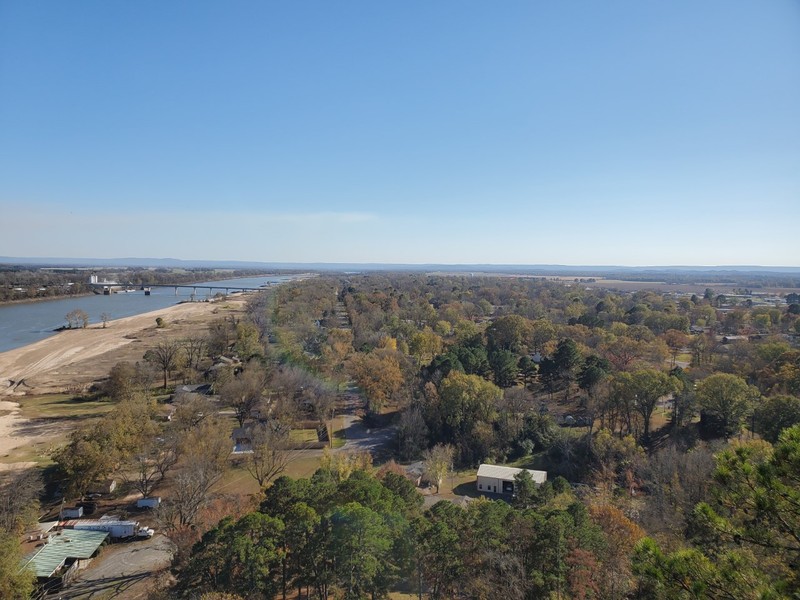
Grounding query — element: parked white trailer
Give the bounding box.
[136,497,161,509]
[61,519,137,539]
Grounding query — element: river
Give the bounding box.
[0,274,296,353]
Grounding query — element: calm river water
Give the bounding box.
[0,274,295,353]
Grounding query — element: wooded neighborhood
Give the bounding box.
[3,272,799,598]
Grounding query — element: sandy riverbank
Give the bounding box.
[0,297,247,468]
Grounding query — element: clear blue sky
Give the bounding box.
[1,1,798,265]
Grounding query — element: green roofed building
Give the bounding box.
[21,528,108,589]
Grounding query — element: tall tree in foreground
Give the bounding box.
[415,501,464,600]
[753,394,800,443]
[0,470,43,535]
[0,531,35,600]
[694,426,800,592]
[176,513,284,598]
[166,418,231,528]
[634,425,800,597]
[329,502,393,600]
[633,538,775,599]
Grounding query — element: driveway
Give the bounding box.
[338,412,397,455]
[60,534,175,599]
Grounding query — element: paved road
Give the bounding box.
[334,391,397,457]
[339,412,397,455]
[61,534,175,599]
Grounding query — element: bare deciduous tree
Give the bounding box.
[398,406,428,461]
[244,422,297,488]
[145,340,184,389]
[181,336,207,372]
[207,316,237,357]
[423,444,454,494]
[65,308,89,329]
[122,430,181,499]
[166,419,230,527]
[171,394,216,431]
[219,366,266,427]
[0,470,43,534]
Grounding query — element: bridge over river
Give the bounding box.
[87,282,273,296]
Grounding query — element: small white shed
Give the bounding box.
[476,464,547,495]
[61,506,84,519]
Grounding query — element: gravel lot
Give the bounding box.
[60,534,175,599]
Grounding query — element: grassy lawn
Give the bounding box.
[331,428,347,449]
[283,455,323,479]
[329,415,348,449]
[0,442,56,466]
[289,428,319,444]
[0,393,115,466]
[219,455,323,497]
[507,452,550,471]
[215,464,262,497]
[17,393,114,421]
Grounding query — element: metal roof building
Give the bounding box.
[21,529,109,578]
[476,464,547,495]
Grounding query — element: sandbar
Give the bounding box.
[0,298,247,469]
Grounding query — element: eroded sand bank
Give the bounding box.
[0,298,245,468]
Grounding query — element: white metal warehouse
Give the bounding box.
[476,464,547,495]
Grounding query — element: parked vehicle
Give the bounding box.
[136,497,161,509]
[61,519,154,540]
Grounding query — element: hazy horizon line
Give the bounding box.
[2,256,800,272]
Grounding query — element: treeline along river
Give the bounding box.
[0,275,294,353]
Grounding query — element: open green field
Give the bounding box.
[289,428,319,444]
[17,393,114,421]
[0,441,55,466]
[219,455,323,496]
